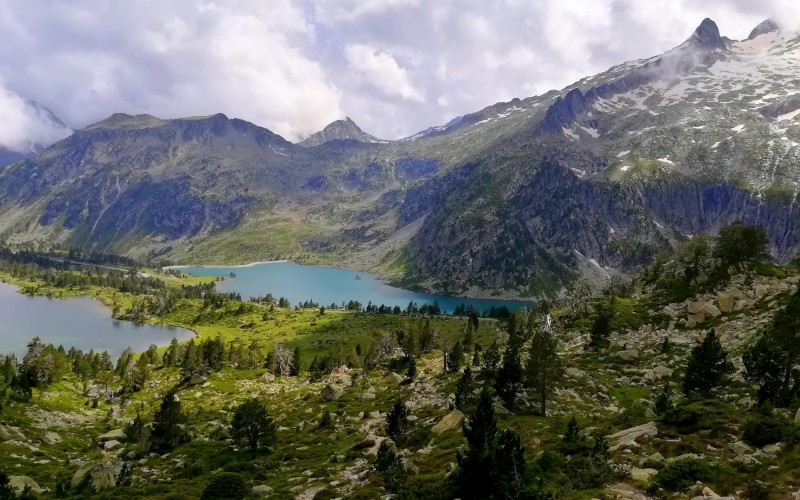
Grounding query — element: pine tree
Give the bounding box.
[231,398,276,453]
[152,391,190,450]
[386,399,409,440]
[482,340,501,375]
[525,328,564,416]
[290,347,301,376]
[590,301,613,347]
[454,387,498,499]
[447,340,464,372]
[455,367,474,410]
[494,342,522,410]
[463,321,475,352]
[406,357,417,380]
[683,329,732,396]
[654,383,672,415]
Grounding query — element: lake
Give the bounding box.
[0,281,195,357]
[175,262,533,315]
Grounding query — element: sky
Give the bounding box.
[0,0,799,151]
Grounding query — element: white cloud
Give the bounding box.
[0,0,342,141]
[344,44,424,102]
[0,0,795,143]
[0,82,71,153]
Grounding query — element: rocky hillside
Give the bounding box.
[1,18,799,299]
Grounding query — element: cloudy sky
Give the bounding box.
[0,0,798,150]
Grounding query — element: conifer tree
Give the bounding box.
[494,342,523,410]
[683,329,732,396]
[525,327,564,416]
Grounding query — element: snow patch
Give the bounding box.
[657,157,675,165]
[777,109,800,121]
[731,124,745,133]
[616,150,630,158]
[620,165,631,172]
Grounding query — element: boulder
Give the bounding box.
[401,457,419,475]
[762,443,783,455]
[71,466,92,489]
[630,467,657,482]
[687,301,706,315]
[138,422,154,452]
[566,367,584,378]
[617,349,639,361]
[103,440,122,451]
[189,374,206,385]
[607,422,658,452]
[97,429,126,442]
[431,410,465,434]
[260,372,275,383]
[754,284,769,300]
[42,431,62,445]
[9,476,43,495]
[687,314,706,325]
[717,293,735,313]
[252,485,274,497]
[703,302,721,318]
[0,423,26,442]
[384,372,403,384]
[648,366,673,381]
[320,384,344,401]
[88,462,117,491]
[730,441,752,456]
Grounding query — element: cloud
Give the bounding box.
[0,82,71,153]
[0,0,342,141]
[0,1,794,143]
[344,44,424,102]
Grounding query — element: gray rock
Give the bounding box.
[384,372,403,384]
[88,462,117,491]
[630,467,657,482]
[97,429,126,442]
[607,422,657,451]
[252,484,274,497]
[687,301,706,315]
[730,441,752,456]
[431,410,465,434]
[617,349,639,361]
[703,302,721,318]
[320,384,344,401]
[717,292,735,313]
[103,440,122,451]
[189,374,206,385]
[9,476,43,494]
[42,431,62,445]
[138,422,154,452]
[260,372,275,383]
[0,423,26,442]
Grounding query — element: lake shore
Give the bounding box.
[163,260,290,270]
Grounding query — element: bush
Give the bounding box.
[742,415,797,448]
[649,458,717,492]
[201,472,248,500]
[662,400,722,433]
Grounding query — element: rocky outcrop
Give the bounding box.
[431,410,465,434]
[320,384,344,401]
[607,422,658,452]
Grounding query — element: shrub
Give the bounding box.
[200,472,247,500]
[742,415,796,448]
[649,458,717,492]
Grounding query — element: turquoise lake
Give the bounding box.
[176,262,533,314]
[0,281,195,357]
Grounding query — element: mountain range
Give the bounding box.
[1,18,799,299]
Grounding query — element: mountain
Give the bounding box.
[1,18,800,299]
[299,117,384,147]
[0,100,72,167]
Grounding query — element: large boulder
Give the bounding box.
[617,349,639,362]
[320,384,344,401]
[607,422,658,451]
[730,441,752,456]
[97,429,126,442]
[72,462,118,491]
[384,372,403,384]
[103,440,122,451]
[260,372,275,383]
[9,476,43,494]
[252,485,274,497]
[138,422,154,452]
[0,423,26,442]
[189,374,206,385]
[703,302,721,318]
[630,467,657,482]
[431,410,465,434]
[42,431,62,445]
[717,293,735,313]
[687,301,706,315]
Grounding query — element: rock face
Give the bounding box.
[431,410,465,434]
[299,117,382,147]
[607,422,658,452]
[320,384,344,401]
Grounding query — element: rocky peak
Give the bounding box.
[747,19,780,40]
[688,18,726,50]
[299,117,381,147]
